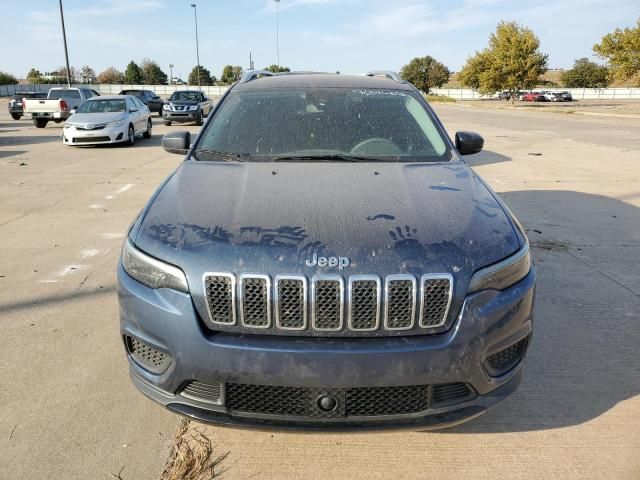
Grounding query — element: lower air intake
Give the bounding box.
[125,335,171,374]
[485,337,529,376]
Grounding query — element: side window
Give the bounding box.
[126,97,137,111]
[91,90,100,97]
[134,97,145,109]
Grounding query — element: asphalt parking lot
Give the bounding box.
[0,100,639,479]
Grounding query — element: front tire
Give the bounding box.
[33,118,48,128]
[143,119,152,139]
[163,120,172,126]
[10,113,22,120]
[126,124,135,146]
[195,113,203,126]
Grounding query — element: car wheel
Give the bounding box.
[163,120,172,126]
[195,113,203,126]
[143,119,152,139]
[10,113,22,120]
[34,118,48,128]
[126,124,135,146]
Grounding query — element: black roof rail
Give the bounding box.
[365,71,404,83]
[239,70,275,84]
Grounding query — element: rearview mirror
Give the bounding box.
[455,131,484,155]
[162,131,191,155]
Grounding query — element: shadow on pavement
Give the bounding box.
[0,150,27,159]
[463,149,511,167]
[443,190,640,433]
[0,285,116,315]
[0,135,60,147]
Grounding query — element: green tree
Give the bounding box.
[140,58,167,85]
[220,65,243,84]
[561,58,610,88]
[458,21,548,103]
[124,61,142,84]
[0,71,18,85]
[264,64,291,73]
[188,65,214,86]
[399,56,450,93]
[593,18,640,84]
[97,67,124,84]
[27,68,44,84]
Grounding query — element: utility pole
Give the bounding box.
[190,3,201,89]
[58,0,72,86]
[249,52,254,71]
[275,0,280,68]
[169,63,174,84]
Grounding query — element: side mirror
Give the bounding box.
[162,131,191,155]
[455,131,484,155]
[129,108,138,113]
[70,109,76,114]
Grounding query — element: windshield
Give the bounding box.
[195,88,450,162]
[49,89,81,100]
[120,90,142,97]
[169,91,201,102]
[76,99,126,113]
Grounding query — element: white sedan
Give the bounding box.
[62,95,152,146]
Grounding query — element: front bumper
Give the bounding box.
[62,124,128,145]
[118,265,535,430]
[163,110,200,122]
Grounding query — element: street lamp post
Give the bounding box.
[275,0,280,68]
[169,63,174,85]
[190,3,201,89]
[58,0,72,86]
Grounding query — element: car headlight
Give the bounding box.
[122,239,189,293]
[107,120,125,127]
[189,105,199,111]
[467,243,531,293]
[163,104,171,110]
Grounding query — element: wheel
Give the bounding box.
[158,110,163,117]
[143,119,152,139]
[195,113,203,126]
[10,113,21,120]
[34,118,48,128]
[126,124,135,146]
[163,120,172,126]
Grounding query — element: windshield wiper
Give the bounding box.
[273,154,379,162]
[192,149,251,162]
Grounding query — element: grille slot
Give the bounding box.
[240,275,271,328]
[348,277,380,331]
[431,383,475,407]
[226,383,309,416]
[204,273,236,325]
[420,275,452,328]
[312,277,344,331]
[485,337,529,376]
[346,385,429,416]
[384,276,416,330]
[275,276,307,330]
[125,335,171,374]
[180,381,222,405]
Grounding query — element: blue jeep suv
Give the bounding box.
[118,71,535,430]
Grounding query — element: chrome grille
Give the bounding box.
[312,277,344,331]
[203,273,452,335]
[240,275,271,328]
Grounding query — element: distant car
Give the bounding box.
[542,91,561,102]
[498,91,511,101]
[118,89,164,116]
[23,87,100,128]
[162,90,212,126]
[557,91,573,102]
[522,92,545,102]
[62,95,152,146]
[8,92,47,120]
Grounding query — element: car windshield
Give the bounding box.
[195,87,450,162]
[49,89,81,99]
[76,99,126,113]
[170,92,201,102]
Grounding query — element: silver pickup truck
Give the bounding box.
[23,87,100,128]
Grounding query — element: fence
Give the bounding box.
[0,83,230,99]
[431,87,640,100]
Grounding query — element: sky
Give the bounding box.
[3,0,638,80]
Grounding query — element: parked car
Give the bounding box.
[119,70,535,431]
[62,95,151,146]
[557,91,573,102]
[22,87,100,128]
[162,90,212,126]
[498,91,511,101]
[522,91,545,102]
[118,89,164,116]
[542,91,561,102]
[8,91,47,120]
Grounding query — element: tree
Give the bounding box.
[124,61,142,84]
[399,56,450,93]
[53,66,78,83]
[0,71,18,85]
[80,65,96,84]
[27,68,44,84]
[593,18,640,84]
[561,58,610,88]
[97,67,124,84]
[140,58,168,85]
[220,65,243,84]
[188,65,214,86]
[264,64,291,73]
[458,21,548,103]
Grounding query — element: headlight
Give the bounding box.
[467,243,531,293]
[189,105,199,111]
[122,239,189,293]
[163,104,171,110]
[107,119,125,127]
